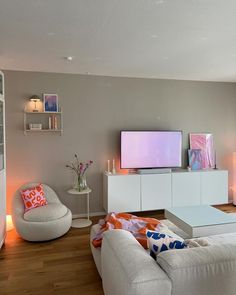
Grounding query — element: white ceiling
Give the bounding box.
[1,0,236,81]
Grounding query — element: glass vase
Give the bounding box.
[76,175,88,192]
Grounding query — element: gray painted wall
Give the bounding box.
[4,70,236,214]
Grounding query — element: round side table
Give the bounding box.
[67,188,92,228]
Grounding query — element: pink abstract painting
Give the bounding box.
[189,133,215,169]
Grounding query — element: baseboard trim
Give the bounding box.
[72,211,106,219]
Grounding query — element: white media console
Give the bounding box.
[103,169,228,213]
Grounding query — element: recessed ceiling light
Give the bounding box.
[155,0,165,4]
[64,56,73,61]
[151,34,159,39]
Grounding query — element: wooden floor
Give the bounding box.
[0,204,236,295]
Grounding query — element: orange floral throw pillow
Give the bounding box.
[21,184,48,212]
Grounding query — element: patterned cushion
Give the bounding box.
[146,230,187,257]
[21,183,48,212]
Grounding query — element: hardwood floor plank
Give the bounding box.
[0,205,235,295]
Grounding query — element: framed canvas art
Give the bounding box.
[189,133,215,169]
[43,94,58,112]
[188,149,202,170]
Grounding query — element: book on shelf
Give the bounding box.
[49,115,58,130]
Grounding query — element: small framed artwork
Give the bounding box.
[188,149,202,170]
[43,94,58,112]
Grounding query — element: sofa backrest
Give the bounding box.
[157,243,236,295]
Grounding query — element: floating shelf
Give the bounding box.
[24,111,62,114]
[23,108,63,135]
[25,129,62,132]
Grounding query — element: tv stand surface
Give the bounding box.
[103,169,228,213]
[137,168,172,174]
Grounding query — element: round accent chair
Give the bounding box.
[12,183,72,241]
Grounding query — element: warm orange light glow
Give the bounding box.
[7,178,30,214]
[6,215,14,231]
[116,158,129,174]
[233,152,236,205]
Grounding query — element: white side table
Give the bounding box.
[67,188,92,228]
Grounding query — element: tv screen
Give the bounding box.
[120,131,182,169]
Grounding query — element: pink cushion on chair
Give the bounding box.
[21,183,48,212]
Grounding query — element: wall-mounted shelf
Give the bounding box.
[25,129,63,133]
[23,108,63,135]
[24,111,62,114]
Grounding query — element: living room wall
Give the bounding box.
[4,70,236,215]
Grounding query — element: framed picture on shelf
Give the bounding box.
[43,94,58,112]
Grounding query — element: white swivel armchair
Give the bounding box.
[12,183,72,241]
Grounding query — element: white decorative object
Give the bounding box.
[67,188,92,228]
[29,123,42,130]
[112,158,116,174]
[103,170,228,213]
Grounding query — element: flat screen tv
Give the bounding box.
[120,130,182,169]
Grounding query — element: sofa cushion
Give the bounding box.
[24,203,67,222]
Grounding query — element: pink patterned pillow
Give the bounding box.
[21,184,48,212]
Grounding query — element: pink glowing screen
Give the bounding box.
[121,131,182,169]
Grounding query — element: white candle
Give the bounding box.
[112,158,116,174]
[107,160,110,173]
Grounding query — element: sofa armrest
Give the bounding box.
[157,243,236,295]
[101,229,171,295]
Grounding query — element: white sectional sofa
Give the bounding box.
[90,224,236,295]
